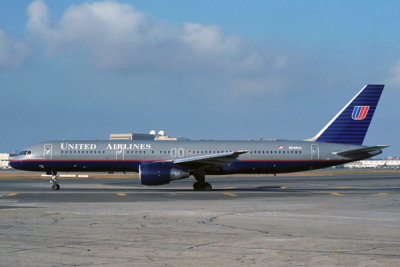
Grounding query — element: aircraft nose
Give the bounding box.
[9,159,21,169]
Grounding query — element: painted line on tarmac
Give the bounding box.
[7,192,18,197]
[116,193,126,196]
[330,192,344,196]
[370,192,388,197]
[280,186,287,189]
[223,192,237,197]
[224,187,236,189]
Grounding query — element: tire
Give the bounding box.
[52,184,60,190]
[193,182,212,191]
[203,182,212,191]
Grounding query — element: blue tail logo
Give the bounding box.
[309,84,384,145]
[351,106,370,120]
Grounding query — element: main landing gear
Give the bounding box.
[193,171,212,191]
[48,171,60,190]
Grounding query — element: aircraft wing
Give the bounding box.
[332,145,389,157]
[171,150,248,169]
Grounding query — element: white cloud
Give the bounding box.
[26,0,293,96]
[26,0,244,69]
[181,23,240,55]
[0,29,30,67]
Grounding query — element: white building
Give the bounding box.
[0,153,10,169]
[344,159,400,169]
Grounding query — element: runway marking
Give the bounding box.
[116,193,126,196]
[7,193,18,197]
[280,186,287,189]
[330,192,344,196]
[224,187,236,189]
[223,192,237,197]
[337,187,352,189]
[370,192,388,197]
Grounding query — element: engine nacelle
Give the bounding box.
[139,162,189,185]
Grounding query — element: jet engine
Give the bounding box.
[139,162,189,185]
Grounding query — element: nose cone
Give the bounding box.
[9,156,22,170]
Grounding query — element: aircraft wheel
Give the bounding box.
[193,182,201,190]
[52,184,60,190]
[193,182,212,191]
[203,182,212,191]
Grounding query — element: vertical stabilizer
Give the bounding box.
[308,84,384,145]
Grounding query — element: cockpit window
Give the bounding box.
[19,150,32,155]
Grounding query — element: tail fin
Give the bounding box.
[308,84,384,145]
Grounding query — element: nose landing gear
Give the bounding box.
[48,171,60,190]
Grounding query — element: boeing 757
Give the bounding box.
[10,84,388,191]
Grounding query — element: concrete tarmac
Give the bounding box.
[0,173,400,266]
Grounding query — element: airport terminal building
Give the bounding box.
[344,159,400,169]
[0,153,10,169]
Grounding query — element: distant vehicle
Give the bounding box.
[10,85,388,191]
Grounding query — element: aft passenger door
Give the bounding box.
[178,148,184,157]
[311,144,319,161]
[44,144,52,160]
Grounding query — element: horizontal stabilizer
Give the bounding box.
[332,145,389,157]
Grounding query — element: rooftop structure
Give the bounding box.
[110,130,177,141]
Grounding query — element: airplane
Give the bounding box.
[9,84,388,191]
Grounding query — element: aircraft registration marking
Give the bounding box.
[223,193,237,197]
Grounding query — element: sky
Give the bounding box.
[0,0,399,157]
